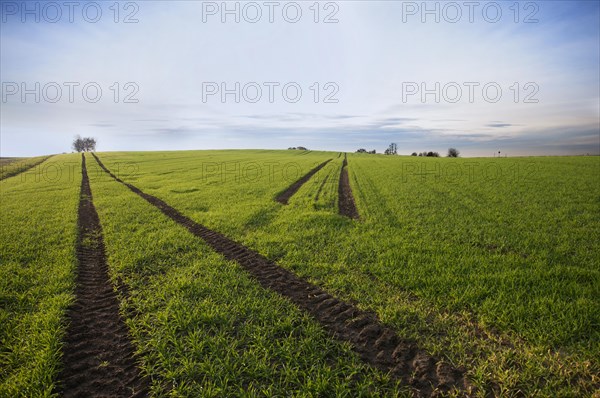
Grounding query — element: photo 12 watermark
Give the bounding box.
[400,1,539,24]
[4,160,140,184]
[200,160,321,184]
[202,81,339,104]
[401,82,539,104]
[200,1,339,23]
[1,1,140,23]
[401,161,539,183]
[1,82,140,104]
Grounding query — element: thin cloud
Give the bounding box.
[487,123,514,128]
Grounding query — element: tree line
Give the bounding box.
[357,143,460,157]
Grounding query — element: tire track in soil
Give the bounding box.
[92,153,470,397]
[338,154,360,219]
[57,153,148,398]
[275,159,332,204]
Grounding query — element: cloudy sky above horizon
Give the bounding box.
[1,0,599,157]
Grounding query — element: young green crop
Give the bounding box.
[85,154,406,397]
[95,150,599,395]
[0,154,80,396]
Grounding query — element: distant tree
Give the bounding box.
[384,143,398,155]
[369,149,376,154]
[411,152,417,156]
[72,136,96,152]
[297,146,308,151]
[72,135,84,152]
[447,148,460,158]
[83,137,96,152]
[356,148,367,153]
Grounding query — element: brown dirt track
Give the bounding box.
[338,154,360,219]
[92,153,470,397]
[275,159,332,204]
[57,154,148,398]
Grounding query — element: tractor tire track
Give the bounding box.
[275,159,332,204]
[338,154,360,219]
[92,153,469,397]
[57,153,148,398]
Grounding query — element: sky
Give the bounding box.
[1,0,599,157]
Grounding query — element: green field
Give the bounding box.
[1,150,598,396]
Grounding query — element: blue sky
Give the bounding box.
[1,0,599,157]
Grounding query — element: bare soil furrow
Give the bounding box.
[338,154,360,219]
[57,153,148,398]
[92,153,470,397]
[275,159,332,204]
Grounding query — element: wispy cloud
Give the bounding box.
[487,123,514,128]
